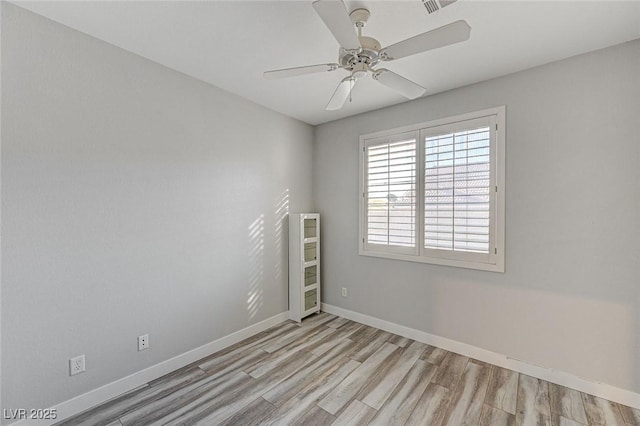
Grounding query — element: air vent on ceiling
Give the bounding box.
[422,0,458,14]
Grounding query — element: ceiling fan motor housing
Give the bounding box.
[338,42,380,73]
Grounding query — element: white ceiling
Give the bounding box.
[13,1,640,125]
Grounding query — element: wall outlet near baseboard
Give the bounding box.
[138,334,149,351]
[69,355,85,376]
[341,287,348,297]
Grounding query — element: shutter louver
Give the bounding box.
[366,139,416,248]
[424,127,490,253]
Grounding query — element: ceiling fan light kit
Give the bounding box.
[264,0,471,111]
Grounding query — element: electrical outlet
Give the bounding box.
[69,355,85,376]
[341,287,348,297]
[138,334,149,351]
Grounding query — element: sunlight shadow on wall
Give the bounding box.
[248,214,265,321]
[274,189,290,292]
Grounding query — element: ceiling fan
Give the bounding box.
[263,0,471,111]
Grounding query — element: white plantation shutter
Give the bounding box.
[424,125,491,255]
[364,133,418,253]
[359,107,504,272]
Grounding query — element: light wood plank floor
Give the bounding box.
[56,313,640,426]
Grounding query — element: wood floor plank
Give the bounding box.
[147,366,207,389]
[439,360,491,426]
[332,400,378,426]
[247,326,336,378]
[485,365,519,414]
[581,393,626,425]
[516,374,552,426]
[430,351,469,390]
[179,373,270,426]
[318,342,399,415]
[267,323,336,355]
[350,346,404,408]
[180,349,320,425]
[369,359,438,426]
[198,345,262,375]
[120,370,252,426]
[549,383,589,425]
[142,344,315,425]
[361,340,427,410]
[296,312,337,329]
[199,347,271,380]
[619,404,640,425]
[293,405,336,426]
[261,321,331,354]
[388,334,412,348]
[551,414,587,426]
[405,383,451,426]
[58,365,207,426]
[192,321,297,370]
[219,397,277,426]
[479,405,516,426]
[262,360,361,425]
[421,345,448,365]
[350,329,395,363]
[262,339,357,406]
[293,358,362,403]
[204,321,296,356]
[347,324,378,343]
[310,321,363,356]
[327,317,350,329]
[55,386,149,426]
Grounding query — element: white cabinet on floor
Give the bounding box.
[289,213,320,322]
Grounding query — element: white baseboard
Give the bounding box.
[322,303,640,410]
[12,311,289,426]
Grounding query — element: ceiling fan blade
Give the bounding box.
[373,69,426,99]
[380,20,471,61]
[312,0,361,51]
[263,63,339,79]
[326,76,358,110]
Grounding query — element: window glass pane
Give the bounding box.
[367,139,416,247]
[425,127,490,253]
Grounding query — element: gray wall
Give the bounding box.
[314,39,640,392]
[1,3,313,413]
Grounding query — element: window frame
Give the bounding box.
[359,106,505,273]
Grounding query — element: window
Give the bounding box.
[359,107,505,272]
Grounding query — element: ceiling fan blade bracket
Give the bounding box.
[378,50,392,61]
